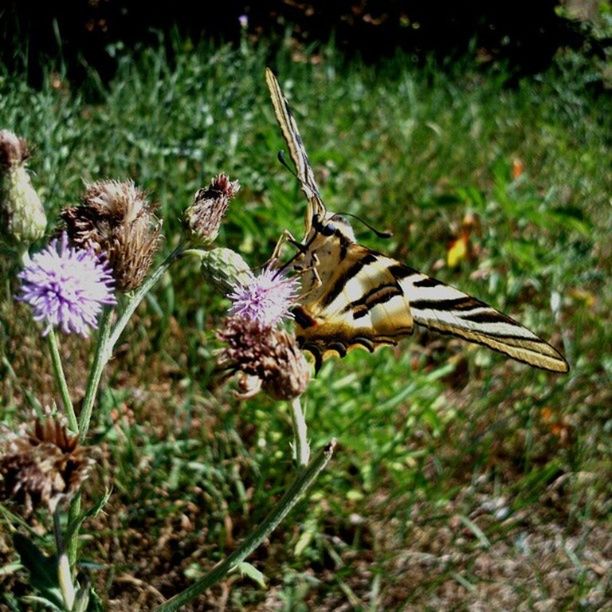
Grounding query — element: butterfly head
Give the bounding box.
[313,212,356,243]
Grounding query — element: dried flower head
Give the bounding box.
[18,233,116,337]
[0,130,46,246]
[61,180,162,291]
[228,266,299,327]
[218,316,310,400]
[0,418,95,515]
[185,174,239,245]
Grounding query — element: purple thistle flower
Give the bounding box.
[228,266,299,327]
[18,233,116,337]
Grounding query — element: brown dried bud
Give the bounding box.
[0,418,95,515]
[185,174,239,245]
[218,316,310,401]
[61,180,162,291]
[261,335,310,401]
[0,130,29,169]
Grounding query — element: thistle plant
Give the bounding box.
[1,162,333,610]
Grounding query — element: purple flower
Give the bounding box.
[18,233,116,337]
[228,266,299,327]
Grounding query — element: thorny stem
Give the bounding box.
[107,242,185,351]
[290,396,310,467]
[156,440,336,611]
[69,243,185,569]
[77,306,113,441]
[54,510,75,610]
[47,328,78,433]
[78,243,186,441]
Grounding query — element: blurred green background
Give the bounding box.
[1,2,610,609]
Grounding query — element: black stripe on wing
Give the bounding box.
[393,264,568,372]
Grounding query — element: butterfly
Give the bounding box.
[265,68,569,374]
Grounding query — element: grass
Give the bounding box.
[0,35,610,609]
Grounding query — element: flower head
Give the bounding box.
[0,417,95,515]
[0,130,46,246]
[18,233,116,337]
[61,180,162,291]
[228,266,299,327]
[218,316,310,400]
[185,174,239,245]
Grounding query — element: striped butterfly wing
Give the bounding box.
[293,244,415,367]
[265,68,326,232]
[295,244,569,373]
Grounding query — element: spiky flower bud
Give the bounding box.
[61,180,162,291]
[0,130,46,246]
[200,247,253,294]
[0,418,95,515]
[185,174,239,245]
[218,316,310,401]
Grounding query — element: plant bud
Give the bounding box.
[200,247,253,294]
[0,130,46,246]
[185,174,239,245]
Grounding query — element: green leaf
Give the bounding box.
[66,489,112,541]
[72,586,90,612]
[20,595,63,610]
[13,533,57,592]
[235,561,266,587]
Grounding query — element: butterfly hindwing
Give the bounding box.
[294,244,415,365]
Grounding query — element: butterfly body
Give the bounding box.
[265,68,569,373]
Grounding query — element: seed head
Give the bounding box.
[185,174,239,245]
[61,180,162,291]
[17,233,116,337]
[0,418,95,515]
[0,130,46,246]
[218,316,310,400]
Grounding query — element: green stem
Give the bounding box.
[107,243,185,352]
[67,494,81,567]
[47,329,78,433]
[290,396,310,467]
[69,243,185,568]
[77,307,113,441]
[54,510,75,610]
[156,439,336,611]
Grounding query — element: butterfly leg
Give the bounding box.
[265,229,307,268]
[293,254,322,300]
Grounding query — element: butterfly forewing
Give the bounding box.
[265,68,326,231]
[398,268,569,372]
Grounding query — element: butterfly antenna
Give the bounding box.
[337,211,393,239]
[277,151,311,193]
[277,150,297,178]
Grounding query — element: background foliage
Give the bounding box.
[0,17,610,610]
